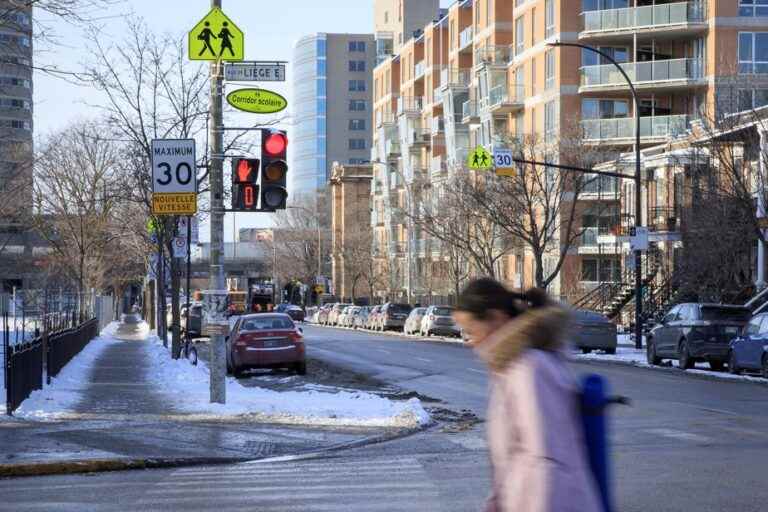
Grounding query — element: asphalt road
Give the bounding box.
[2,324,767,511]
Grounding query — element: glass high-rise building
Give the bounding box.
[291,33,375,212]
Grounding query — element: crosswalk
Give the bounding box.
[1,454,488,512]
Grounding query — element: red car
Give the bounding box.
[226,313,306,376]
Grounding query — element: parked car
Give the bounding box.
[353,306,370,329]
[420,306,460,337]
[226,313,306,376]
[728,312,768,377]
[366,305,382,330]
[328,304,352,326]
[317,304,333,325]
[404,308,427,335]
[376,303,413,331]
[181,303,205,338]
[282,304,306,322]
[647,303,751,370]
[338,306,358,328]
[571,310,617,354]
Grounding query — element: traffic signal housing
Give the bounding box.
[232,158,260,211]
[260,129,288,211]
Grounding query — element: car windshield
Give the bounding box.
[414,308,427,315]
[574,310,608,323]
[240,316,295,331]
[389,304,412,314]
[433,307,453,316]
[700,307,751,323]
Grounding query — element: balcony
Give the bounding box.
[414,60,426,80]
[385,139,401,160]
[398,96,424,116]
[431,116,444,136]
[459,26,473,52]
[486,84,525,115]
[389,241,408,254]
[440,67,471,91]
[432,87,443,106]
[581,114,690,143]
[580,58,703,92]
[376,110,396,127]
[578,227,622,255]
[580,2,706,41]
[475,45,514,67]
[462,100,479,124]
[649,206,680,232]
[431,155,448,180]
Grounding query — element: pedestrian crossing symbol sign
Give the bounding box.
[468,145,493,171]
[188,7,244,62]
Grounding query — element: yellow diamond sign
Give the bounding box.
[468,145,493,171]
[188,7,244,61]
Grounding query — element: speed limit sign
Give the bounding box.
[493,148,516,178]
[151,139,197,215]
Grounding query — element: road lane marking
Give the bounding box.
[376,349,392,354]
[416,357,432,362]
[469,368,485,374]
[644,428,712,443]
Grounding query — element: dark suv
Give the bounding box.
[647,303,751,370]
[377,303,413,331]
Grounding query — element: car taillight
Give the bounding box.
[234,337,247,347]
[291,331,303,343]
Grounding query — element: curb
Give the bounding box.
[0,424,430,479]
[573,356,768,386]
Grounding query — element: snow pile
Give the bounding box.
[144,332,431,428]
[14,326,121,418]
[574,347,768,384]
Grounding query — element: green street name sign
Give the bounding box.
[226,88,287,114]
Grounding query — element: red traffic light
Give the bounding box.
[264,132,287,156]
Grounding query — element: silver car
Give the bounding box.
[571,310,617,354]
[420,306,460,337]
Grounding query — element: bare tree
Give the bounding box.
[33,120,124,304]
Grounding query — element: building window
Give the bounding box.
[515,16,525,55]
[0,98,30,110]
[514,112,524,140]
[514,66,524,95]
[349,119,366,130]
[515,0,525,6]
[0,77,30,88]
[349,99,367,111]
[545,49,555,89]
[739,89,768,110]
[739,32,768,73]
[581,258,620,283]
[349,41,366,52]
[486,0,491,26]
[0,119,31,130]
[740,0,768,17]
[582,99,628,119]
[531,8,536,46]
[349,60,366,72]
[531,56,536,95]
[349,158,368,165]
[544,100,556,136]
[348,79,366,91]
[545,0,555,38]
[349,139,366,150]
[384,11,389,23]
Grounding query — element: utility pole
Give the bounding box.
[208,0,226,404]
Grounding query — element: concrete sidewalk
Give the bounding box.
[0,315,403,477]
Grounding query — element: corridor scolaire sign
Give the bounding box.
[226,88,287,114]
[188,7,244,61]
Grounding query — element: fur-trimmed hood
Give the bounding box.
[474,305,571,372]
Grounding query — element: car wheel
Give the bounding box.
[188,346,198,366]
[581,347,592,354]
[295,361,307,375]
[728,351,741,375]
[678,340,693,370]
[762,355,768,379]
[604,347,616,355]
[646,339,661,366]
[709,360,724,372]
[232,366,243,378]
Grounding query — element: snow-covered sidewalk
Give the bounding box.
[15,320,430,428]
[573,347,768,384]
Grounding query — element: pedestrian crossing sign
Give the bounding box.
[467,145,493,171]
[188,7,244,62]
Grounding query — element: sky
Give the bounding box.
[33,0,452,241]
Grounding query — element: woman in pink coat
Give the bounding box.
[454,279,602,512]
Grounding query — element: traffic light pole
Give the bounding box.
[208,0,226,404]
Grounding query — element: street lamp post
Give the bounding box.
[549,41,644,350]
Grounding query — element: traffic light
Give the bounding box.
[232,158,260,211]
[260,129,288,211]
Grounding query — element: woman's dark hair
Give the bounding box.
[455,278,548,320]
